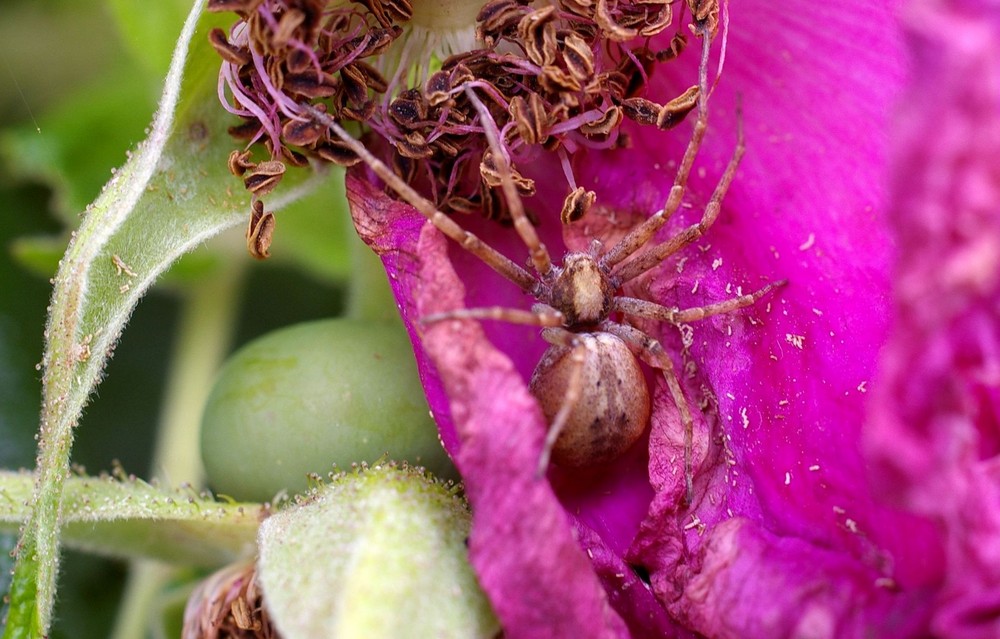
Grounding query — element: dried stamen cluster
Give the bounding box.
[182,561,276,638]
[209,0,715,256]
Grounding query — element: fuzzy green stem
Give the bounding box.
[110,261,245,639]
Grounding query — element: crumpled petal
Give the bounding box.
[865,1,1000,637]
[348,173,634,638]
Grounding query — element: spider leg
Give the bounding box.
[465,87,555,280]
[302,103,539,295]
[603,321,698,506]
[613,279,786,323]
[535,328,588,478]
[421,306,564,327]
[611,106,745,285]
[601,30,714,271]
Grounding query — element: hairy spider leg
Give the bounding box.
[421,305,564,327]
[602,320,699,504]
[302,103,539,294]
[601,27,715,271]
[535,327,589,477]
[464,86,554,281]
[612,279,786,324]
[611,108,745,284]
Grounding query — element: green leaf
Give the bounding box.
[0,70,157,225]
[257,464,499,639]
[107,0,193,74]
[0,470,262,566]
[1,2,275,635]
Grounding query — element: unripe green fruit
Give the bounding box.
[201,318,453,502]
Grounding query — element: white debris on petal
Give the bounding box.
[799,233,816,251]
[785,333,806,349]
[857,381,868,393]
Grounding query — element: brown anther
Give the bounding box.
[424,71,453,107]
[688,0,720,37]
[341,100,377,121]
[391,153,419,183]
[243,160,286,198]
[595,0,639,41]
[227,121,262,140]
[477,0,532,47]
[206,0,263,13]
[352,0,412,27]
[656,32,688,61]
[396,131,433,159]
[561,0,595,17]
[348,26,402,60]
[621,97,660,127]
[480,152,537,196]
[518,6,558,66]
[273,143,310,167]
[561,187,596,224]
[447,63,475,89]
[657,85,699,129]
[619,48,656,98]
[389,90,428,127]
[246,200,275,260]
[509,93,549,145]
[227,149,256,177]
[315,140,361,166]
[282,117,325,147]
[286,48,313,74]
[340,64,370,106]
[446,195,481,215]
[352,60,389,93]
[597,71,630,98]
[635,0,673,37]
[208,28,251,65]
[282,71,339,98]
[432,136,462,157]
[540,65,582,94]
[272,9,306,47]
[579,106,622,136]
[562,33,595,83]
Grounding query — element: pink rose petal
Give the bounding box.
[866,0,1000,636]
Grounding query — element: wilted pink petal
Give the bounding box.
[865,1,1000,636]
[349,174,631,638]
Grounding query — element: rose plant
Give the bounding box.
[1,0,998,637]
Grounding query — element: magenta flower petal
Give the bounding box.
[345,0,998,635]
[865,1,1000,636]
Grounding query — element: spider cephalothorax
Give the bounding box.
[544,252,617,327]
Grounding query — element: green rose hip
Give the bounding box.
[201,318,454,502]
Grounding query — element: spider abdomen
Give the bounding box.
[529,333,650,467]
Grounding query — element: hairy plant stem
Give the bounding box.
[110,259,246,639]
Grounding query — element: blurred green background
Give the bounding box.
[0,1,350,635]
